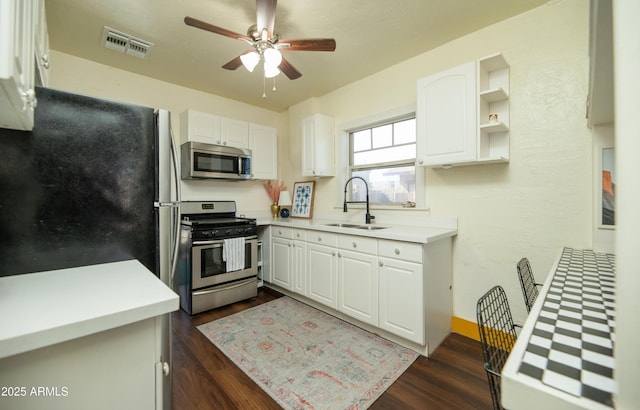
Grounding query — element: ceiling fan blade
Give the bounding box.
[184,16,251,41]
[279,38,336,52]
[222,55,245,71]
[279,57,302,80]
[256,0,277,37]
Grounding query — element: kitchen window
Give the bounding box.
[348,117,416,205]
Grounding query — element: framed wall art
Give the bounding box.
[291,181,315,219]
[600,147,615,227]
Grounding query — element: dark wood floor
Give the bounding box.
[171,288,493,409]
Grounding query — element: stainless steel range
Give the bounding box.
[176,201,258,314]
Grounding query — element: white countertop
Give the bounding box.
[0,260,179,359]
[256,217,457,244]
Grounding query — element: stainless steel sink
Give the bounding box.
[324,223,388,230]
[324,223,361,228]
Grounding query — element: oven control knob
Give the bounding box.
[225,229,232,235]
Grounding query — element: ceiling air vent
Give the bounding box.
[101,26,153,59]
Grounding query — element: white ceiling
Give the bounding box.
[46,0,548,112]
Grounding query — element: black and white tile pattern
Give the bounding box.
[518,248,616,408]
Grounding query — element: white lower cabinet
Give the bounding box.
[271,227,293,290]
[268,226,452,352]
[338,235,379,326]
[378,239,425,344]
[292,230,307,295]
[379,257,424,344]
[306,242,338,309]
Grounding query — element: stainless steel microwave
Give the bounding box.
[181,141,252,180]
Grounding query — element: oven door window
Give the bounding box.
[191,240,257,290]
[194,152,238,175]
[199,242,254,278]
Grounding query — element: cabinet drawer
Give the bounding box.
[272,226,293,239]
[292,229,306,241]
[307,231,338,247]
[378,240,422,263]
[338,235,377,255]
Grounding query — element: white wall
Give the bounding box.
[48,51,289,213]
[612,1,640,407]
[288,0,592,324]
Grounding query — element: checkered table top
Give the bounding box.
[518,247,616,408]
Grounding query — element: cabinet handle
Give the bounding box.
[418,159,424,165]
[352,242,357,248]
[296,233,300,238]
[318,236,322,242]
[332,251,336,256]
[278,230,282,235]
[395,248,400,255]
[379,261,384,267]
[338,252,341,258]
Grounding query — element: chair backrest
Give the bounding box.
[517,257,539,312]
[476,285,518,410]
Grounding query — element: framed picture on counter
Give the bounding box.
[291,181,315,219]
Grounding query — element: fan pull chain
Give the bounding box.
[272,77,277,92]
[262,75,266,98]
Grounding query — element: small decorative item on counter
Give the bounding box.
[489,113,499,123]
[263,180,287,218]
[402,201,416,208]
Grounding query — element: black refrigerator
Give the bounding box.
[0,87,180,409]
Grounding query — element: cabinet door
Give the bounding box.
[292,240,307,295]
[249,123,277,180]
[306,243,338,309]
[221,118,249,148]
[301,114,334,177]
[0,0,36,130]
[416,61,476,167]
[181,110,221,145]
[338,249,378,326]
[271,237,292,290]
[378,257,424,344]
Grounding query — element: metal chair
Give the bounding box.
[516,257,543,312]
[476,285,519,410]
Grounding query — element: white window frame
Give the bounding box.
[336,105,425,210]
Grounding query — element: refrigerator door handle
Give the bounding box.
[169,123,181,283]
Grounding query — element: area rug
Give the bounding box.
[197,296,418,410]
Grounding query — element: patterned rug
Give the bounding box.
[197,296,419,410]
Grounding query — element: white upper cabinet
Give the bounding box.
[180,109,221,145]
[416,61,477,167]
[416,53,510,168]
[302,114,335,177]
[180,109,249,149]
[1,0,37,131]
[220,117,249,148]
[248,123,277,180]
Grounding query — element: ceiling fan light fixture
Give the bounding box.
[240,51,260,72]
[264,63,280,78]
[263,48,282,68]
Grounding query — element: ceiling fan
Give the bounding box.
[184,0,336,80]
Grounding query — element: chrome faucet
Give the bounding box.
[343,176,375,224]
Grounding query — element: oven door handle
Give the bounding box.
[192,240,223,246]
[192,236,257,246]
